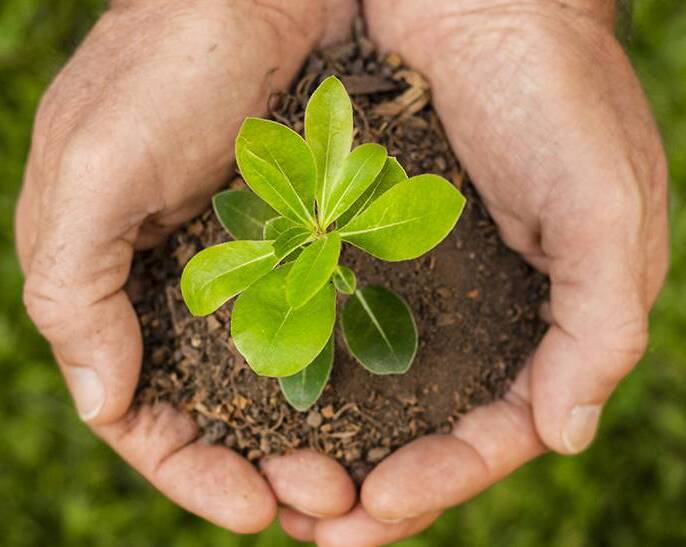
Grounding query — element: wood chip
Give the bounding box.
[321,405,335,419]
[188,220,204,237]
[247,449,263,461]
[229,176,246,189]
[385,52,403,67]
[206,315,222,332]
[232,394,249,410]
[341,74,399,95]
[466,289,481,299]
[173,244,196,269]
[437,313,456,327]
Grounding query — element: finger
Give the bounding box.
[531,158,655,453]
[260,449,356,518]
[279,507,316,542]
[95,403,276,534]
[362,369,545,521]
[314,505,440,547]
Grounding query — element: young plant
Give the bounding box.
[181,76,466,411]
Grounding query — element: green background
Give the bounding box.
[1,1,684,545]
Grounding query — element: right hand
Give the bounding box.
[16,0,358,534]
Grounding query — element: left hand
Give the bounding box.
[280,1,669,544]
[16,0,358,534]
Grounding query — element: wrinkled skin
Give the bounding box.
[16,0,668,544]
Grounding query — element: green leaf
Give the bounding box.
[180,240,279,316]
[333,265,356,295]
[279,336,334,411]
[273,226,312,260]
[287,232,342,308]
[212,189,277,240]
[340,174,466,261]
[263,216,299,240]
[236,118,316,227]
[337,156,408,226]
[232,264,336,377]
[321,143,387,227]
[304,76,353,224]
[341,286,417,374]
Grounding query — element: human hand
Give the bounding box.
[15,0,359,533]
[287,1,669,544]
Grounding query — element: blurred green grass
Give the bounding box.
[1,1,684,545]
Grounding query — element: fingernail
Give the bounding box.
[65,366,105,421]
[293,507,328,519]
[562,404,602,453]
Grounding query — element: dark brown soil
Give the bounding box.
[129,25,549,482]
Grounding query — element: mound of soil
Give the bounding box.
[130,25,549,482]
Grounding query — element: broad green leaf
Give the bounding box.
[333,265,356,295]
[287,232,341,308]
[238,118,316,211]
[273,226,312,260]
[212,189,277,240]
[236,119,316,227]
[232,264,336,377]
[263,216,299,240]
[337,157,408,226]
[341,286,417,374]
[180,240,278,316]
[304,76,353,223]
[279,336,334,411]
[340,174,466,261]
[321,143,387,227]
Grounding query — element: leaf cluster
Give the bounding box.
[181,76,465,410]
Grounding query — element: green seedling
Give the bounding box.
[181,76,466,411]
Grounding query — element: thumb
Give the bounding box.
[530,168,666,454]
[18,150,146,425]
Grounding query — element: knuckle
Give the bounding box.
[599,316,649,383]
[58,134,113,191]
[23,271,65,340]
[251,0,316,44]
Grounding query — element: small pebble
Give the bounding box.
[247,449,263,461]
[306,411,323,428]
[437,313,456,327]
[206,316,221,331]
[321,405,335,419]
[366,447,390,463]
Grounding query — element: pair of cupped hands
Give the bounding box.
[15,0,668,544]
